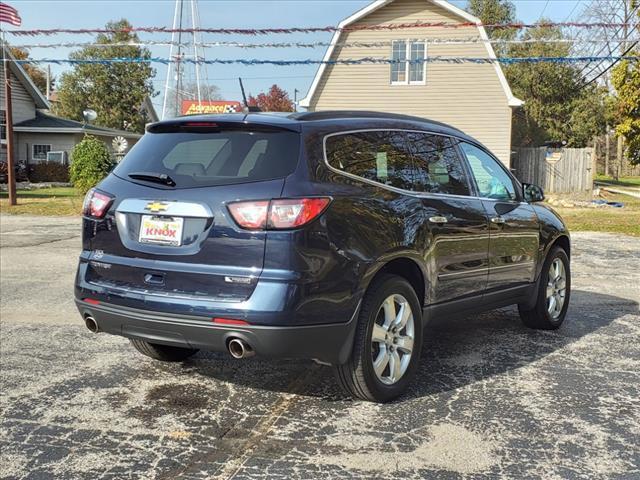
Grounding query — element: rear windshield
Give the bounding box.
[114,129,300,188]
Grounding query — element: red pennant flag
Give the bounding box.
[0,2,22,26]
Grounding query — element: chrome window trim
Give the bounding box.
[322,128,527,204]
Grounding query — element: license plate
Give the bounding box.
[139,215,184,246]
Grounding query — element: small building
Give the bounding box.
[1,44,141,171]
[299,0,523,166]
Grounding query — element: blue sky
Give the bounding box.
[6,0,585,113]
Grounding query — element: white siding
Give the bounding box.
[16,132,140,163]
[308,0,514,165]
[16,132,81,163]
[0,68,37,124]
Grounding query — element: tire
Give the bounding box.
[519,246,571,330]
[130,339,199,362]
[335,274,423,403]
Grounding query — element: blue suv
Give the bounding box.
[75,111,571,402]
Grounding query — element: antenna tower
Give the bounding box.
[161,0,209,119]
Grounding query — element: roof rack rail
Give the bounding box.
[288,110,462,131]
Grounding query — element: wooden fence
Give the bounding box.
[512,147,595,194]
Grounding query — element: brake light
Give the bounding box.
[268,198,331,229]
[183,122,219,127]
[82,188,114,219]
[227,200,269,229]
[227,198,331,230]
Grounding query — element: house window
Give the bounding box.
[33,144,52,162]
[391,40,426,85]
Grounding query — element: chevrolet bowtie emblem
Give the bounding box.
[145,201,169,213]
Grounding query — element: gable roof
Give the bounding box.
[1,43,50,110]
[13,111,142,138]
[299,0,523,108]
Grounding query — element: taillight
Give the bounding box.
[268,198,331,229]
[228,198,331,230]
[227,200,270,229]
[83,188,114,219]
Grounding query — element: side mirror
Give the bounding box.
[523,183,544,203]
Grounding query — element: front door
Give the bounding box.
[459,142,539,291]
[406,132,490,303]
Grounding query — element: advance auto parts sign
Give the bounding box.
[181,100,242,115]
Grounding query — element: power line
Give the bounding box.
[575,3,639,79]
[539,0,551,20]
[579,40,639,90]
[562,1,582,23]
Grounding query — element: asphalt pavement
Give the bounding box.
[1,214,639,479]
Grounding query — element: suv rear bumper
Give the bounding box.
[75,299,358,365]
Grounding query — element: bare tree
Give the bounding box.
[574,0,639,87]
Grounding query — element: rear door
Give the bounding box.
[86,122,299,307]
[459,142,539,291]
[406,132,490,303]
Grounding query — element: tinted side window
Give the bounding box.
[460,142,517,201]
[407,133,470,196]
[325,130,415,190]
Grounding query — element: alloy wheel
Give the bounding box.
[370,294,415,385]
[546,258,567,319]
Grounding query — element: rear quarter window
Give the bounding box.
[114,129,300,188]
[324,130,415,191]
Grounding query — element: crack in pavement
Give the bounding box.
[216,366,321,480]
[0,234,80,249]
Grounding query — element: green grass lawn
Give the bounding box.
[555,193,640,237]
[594,175,640,188]
[0,187,83,216]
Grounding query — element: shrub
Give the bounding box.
[69,135,113,193]
[0,161,29,182]
[29,162,70,183]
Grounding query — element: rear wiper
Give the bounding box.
[128,172,176,187]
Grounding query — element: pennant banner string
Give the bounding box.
[11,38,640,49]
[12,55,640,66]
[5,21,637,37]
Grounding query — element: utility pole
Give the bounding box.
[615,0,633,180]
[3,47,17,206]
[294,88,299,111]
[46,65,50,100]
[605,123,610,177]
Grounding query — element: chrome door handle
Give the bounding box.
[429,216,448,224]
[491,216,506,224]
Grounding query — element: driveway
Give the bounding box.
[1,215,639,479]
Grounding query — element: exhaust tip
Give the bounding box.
[84,315,99,333]
[228,338,254,359]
